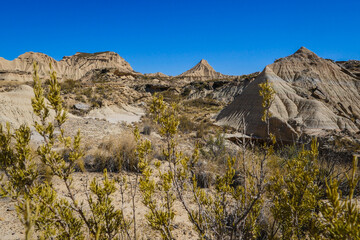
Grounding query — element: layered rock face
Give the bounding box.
[0,51,134,82]
[216,47,360,141]
[178,59,226,80]
[336,60,360,79]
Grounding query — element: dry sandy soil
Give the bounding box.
[0,171,197,240]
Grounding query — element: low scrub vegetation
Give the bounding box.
[89,134,137,173]
[1,64,360,240]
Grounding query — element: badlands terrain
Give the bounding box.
[0,47,360,239]
[1,47,359,147]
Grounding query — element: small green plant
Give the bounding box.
[178,115,196,133]
[259,79,275,138]
[200,131,227,165]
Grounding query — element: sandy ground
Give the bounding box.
[0,172,197,240]
[85,105,145,124]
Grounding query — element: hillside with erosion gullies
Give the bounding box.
[1,48,360,240]
[217,47,360,143]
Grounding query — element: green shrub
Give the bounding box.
[269,139,322,239]
[200,131,227,164]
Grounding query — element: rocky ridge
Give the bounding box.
[0,51,134,82]
[144,72,169,78]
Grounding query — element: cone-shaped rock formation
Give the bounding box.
[178,59,225,80]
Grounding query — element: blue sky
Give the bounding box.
[0,0,359,75]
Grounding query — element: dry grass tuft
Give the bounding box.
[84,133,138,173]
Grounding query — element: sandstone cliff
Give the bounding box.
[0,51,134,82]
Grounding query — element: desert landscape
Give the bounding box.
[0,46,359,239]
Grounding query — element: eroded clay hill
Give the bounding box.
[178,59,228,80]
[0,51,134,82]
[216,47,360,141]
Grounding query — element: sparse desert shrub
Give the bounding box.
[184,98,221,109]
[178,115,196,133]
[259,79,275,138]
[146,93,269,239]
[82,87,93,99]
[141,93,179,239]
[269,139,322,239]
[60,79,79,93]
[196,122,207,138]
[90,134,137,173]
[37,162,54,183]
[61,148,86,172]
[160,90,182,103]
[320,156,360,239]
[75,93,86,102]
[195,169,214,188]
[200,131,228,165]
[276,143,302,161]
[92,149,120,173]
[142,124,152,135]
[181,87,191,97]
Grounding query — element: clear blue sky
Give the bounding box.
[0,0,359,76]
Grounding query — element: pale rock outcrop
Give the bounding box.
[86,105,145,124]
[0,85,55,128]
[0,51,134,82]
[216,47,360,141]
